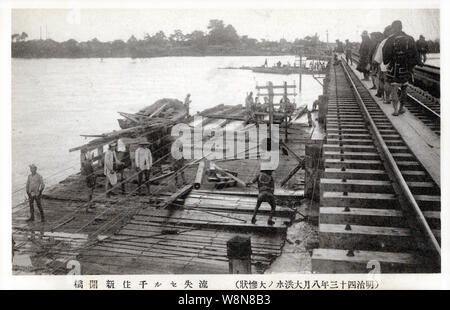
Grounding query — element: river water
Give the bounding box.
[12,55,324,204]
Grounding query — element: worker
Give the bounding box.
[26,164,45,222]
[104,142,122,198]
[279,97,286,113]
[335,39,345,53]
[357,30,374,81]
[184,93,192,116]
[135,141,153,195]
[262,97,270,113]
[246,166,276,226]
[344,39,353,65]
[373,25,393,102]
[369,32,384,90]
[245,92,255,122]
[245,92,254,108]
[173,143,187,186]
[116,141,131,194]
[80,147,97,205]
[416,35,428,64]
[254,96,260,106]
[264,58,268,67]
[383,20,421,116]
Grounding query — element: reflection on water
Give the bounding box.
[12,56,324,204]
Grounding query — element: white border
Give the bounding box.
[1,0,448,290]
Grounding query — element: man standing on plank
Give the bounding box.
[247,166,276,226]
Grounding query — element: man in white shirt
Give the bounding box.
[373,25,392,103]
[104,142,122,198]
[135,141,153,195]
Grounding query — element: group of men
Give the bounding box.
[348,20,424,116]
[245,92,295,121]
[97,140,154,198]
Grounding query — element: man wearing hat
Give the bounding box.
[416,35,428,64]
[104,142,122,198]
[135,141,153,195]
[26,164,45,222]
[383,20,421,116]
[246,162,276,226]
[81,146,96,204]
[357,30,373,81]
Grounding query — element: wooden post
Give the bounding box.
[227,236,252,274]
[194,160,206,189]
[268,82,274,143]
[318,94,329,127]
[284,81,288,142]
[299,54,302,92]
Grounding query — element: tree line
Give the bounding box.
[12,20,329,58]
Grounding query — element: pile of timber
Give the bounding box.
[118,98,188,129]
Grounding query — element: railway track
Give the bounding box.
[311,60,441,273]
[350,53,440,135]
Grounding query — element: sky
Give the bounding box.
[12,8,440,43]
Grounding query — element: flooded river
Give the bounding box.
[12,55,324,204]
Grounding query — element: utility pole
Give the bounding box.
[298,53,302,93]
[45,24,48,40]
[40,26,42,40]
[326,29,329,50]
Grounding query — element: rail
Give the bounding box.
[340,59,441,258]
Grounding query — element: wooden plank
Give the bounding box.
[212,163,247,187]
[193,189,304,198]
[110,233,283,252]
[320,207,406,227]
[118,226,283,247]
[160,184,193,209]
[312,248,426,273]
[320,178,394,193]
[319,223,414,252]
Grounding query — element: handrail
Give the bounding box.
[340,59,441,258]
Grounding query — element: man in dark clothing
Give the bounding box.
[26,164,45,222]
[416,35,428,64]
[81,147,97,205]
[383,20,421,116]
[247,169,276,225]
[344,39,353,65]
[357,30,373,80]
[369,32,384,90]
[335,40,344,53]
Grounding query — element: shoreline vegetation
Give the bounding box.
[11,19,440,59]
[12,19,332,59]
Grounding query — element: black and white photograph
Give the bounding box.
[1,0,447,291]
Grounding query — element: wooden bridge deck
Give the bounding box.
[12,103,314,275]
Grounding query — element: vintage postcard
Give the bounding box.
[1,0,448,293]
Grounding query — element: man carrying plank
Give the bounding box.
[246,166,276,226]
